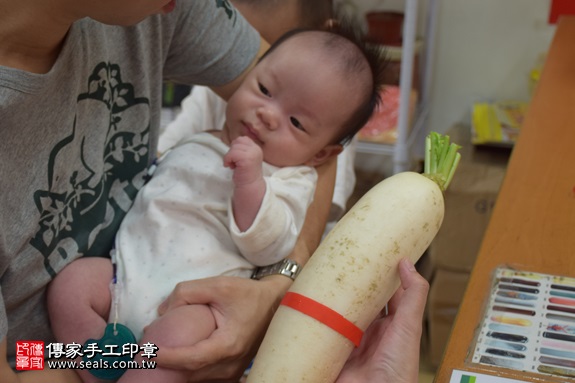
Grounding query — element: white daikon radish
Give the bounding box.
[246,132,461,383]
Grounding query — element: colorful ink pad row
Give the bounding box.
[472,268,575,379]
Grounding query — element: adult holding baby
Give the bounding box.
[0,0,428,382]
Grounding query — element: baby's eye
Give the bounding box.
[258,83,270,97]
[290,117,306,131]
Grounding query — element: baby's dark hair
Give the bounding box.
[261,15,387,146]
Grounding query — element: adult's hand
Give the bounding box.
[154,275,288,382]
[336,259,429,383]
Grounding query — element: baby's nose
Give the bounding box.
[257,106,279,130]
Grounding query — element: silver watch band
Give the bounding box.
[251,259,301,281]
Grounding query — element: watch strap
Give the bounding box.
[251,259,301,281]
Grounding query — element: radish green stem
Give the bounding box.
[424,136,431,174]
[423,132,462,191]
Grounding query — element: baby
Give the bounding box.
[48,22,385,383]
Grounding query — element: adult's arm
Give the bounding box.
[293,157,337,262]
[153,157,337,381]
[209,36,269,101]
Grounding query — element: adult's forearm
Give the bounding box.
[288,157,336,266]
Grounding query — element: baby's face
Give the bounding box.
[224,34,362,167]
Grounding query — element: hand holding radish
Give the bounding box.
[246,132,461,383]
[335,259,429,383]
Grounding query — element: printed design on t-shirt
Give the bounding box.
[215,0,237,25]
[29,62,150,277]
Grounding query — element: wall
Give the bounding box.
[429,0,555,135]
[339,0,556,136]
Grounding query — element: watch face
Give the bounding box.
[252,260,300,280]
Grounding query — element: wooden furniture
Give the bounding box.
[434,16,575,383]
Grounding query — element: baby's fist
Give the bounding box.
[224,136,264,186]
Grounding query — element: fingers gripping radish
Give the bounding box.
[246,132,461,383]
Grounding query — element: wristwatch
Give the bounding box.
[251,259,302,281]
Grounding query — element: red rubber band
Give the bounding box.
[280,292,363,347]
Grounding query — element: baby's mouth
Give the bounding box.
[243,123,264,145]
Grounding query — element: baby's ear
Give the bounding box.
[306,144,343,167]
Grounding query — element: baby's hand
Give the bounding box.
[224,136,264,187]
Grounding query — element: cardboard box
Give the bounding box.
[429,124,509,272]
[430,161,506,272]
[447,123,512,167]
[427,268,471,366]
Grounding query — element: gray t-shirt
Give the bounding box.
[0,0,259,363]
